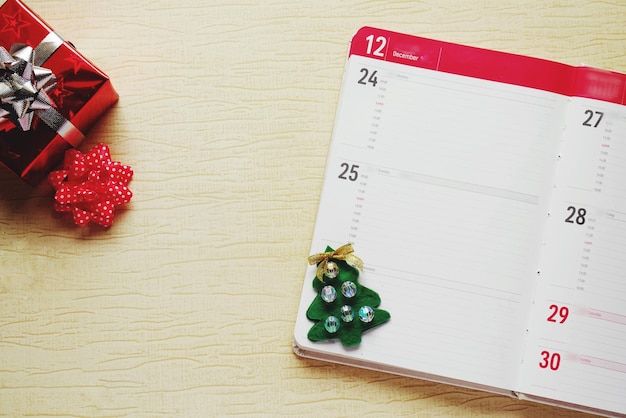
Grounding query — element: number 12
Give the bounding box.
[365,34,387,57]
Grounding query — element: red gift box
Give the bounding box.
[0,0,118,184]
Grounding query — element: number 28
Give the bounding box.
[564,206,586,225]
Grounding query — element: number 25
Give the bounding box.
[339,163,359,181]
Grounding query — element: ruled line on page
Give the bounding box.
[376,166,540,204]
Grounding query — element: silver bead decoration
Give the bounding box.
[320,285,336,303]
[324,316,340,333]
[340,305,354,322]
[358,306,375,323]
[324,261,339,279]
[341,281,357,298]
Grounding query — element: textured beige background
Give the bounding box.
[1,0,624,417]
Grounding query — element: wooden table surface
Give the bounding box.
[1,1,624,416]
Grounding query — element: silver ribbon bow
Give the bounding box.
[0,43,56,131]
[0,33,84,145]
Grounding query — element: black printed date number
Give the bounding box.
[338,163,359,181]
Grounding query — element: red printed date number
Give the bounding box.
[547,304,569,324]
[539,351,561,371]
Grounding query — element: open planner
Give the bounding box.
[293,27,626,417]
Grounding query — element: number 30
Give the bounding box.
[539,351,561,371]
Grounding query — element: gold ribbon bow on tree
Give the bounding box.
[308,243,364,282]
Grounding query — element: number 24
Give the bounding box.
[358,68,378,87]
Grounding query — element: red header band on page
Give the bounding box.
[351,27,626,105]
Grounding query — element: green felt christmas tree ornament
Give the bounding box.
[306,244,390,347]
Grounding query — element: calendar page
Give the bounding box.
[294,27,626,416]
[518,97,626,415]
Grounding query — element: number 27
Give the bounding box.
[582,110,604,127]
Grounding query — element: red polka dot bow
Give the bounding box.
[48,143,133,227]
